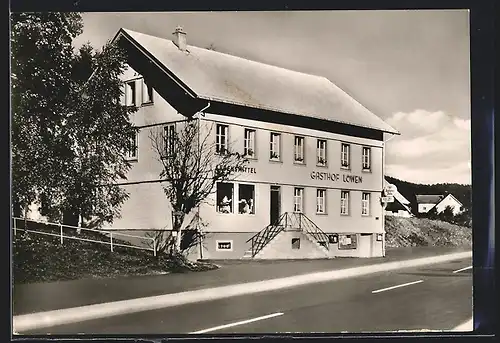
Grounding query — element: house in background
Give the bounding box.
[383,179,413,218]
[415,194,464,216]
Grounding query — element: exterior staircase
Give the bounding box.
[242,212,332,259]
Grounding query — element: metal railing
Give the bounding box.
[12,217,157,256]
[246,212,330,258]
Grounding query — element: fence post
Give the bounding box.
[110,233,114,252]
[153,238,157,257]
[60,224,63,245]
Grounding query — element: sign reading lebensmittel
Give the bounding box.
[310,171,363,184]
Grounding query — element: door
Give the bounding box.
[270,186,281,225]
[359,233,373,257]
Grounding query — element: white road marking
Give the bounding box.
[372,280,424,294]
[189,312,284,334]
[452,266,472,273]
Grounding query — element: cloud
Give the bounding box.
[385,110,471,184]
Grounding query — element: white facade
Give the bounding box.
[434,194,464,215]
[113,64,389,259]
[418,203,436,214]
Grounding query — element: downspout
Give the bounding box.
[197,102,210,260]
[381,132,398,257]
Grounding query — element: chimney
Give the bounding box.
[172,26,187,51]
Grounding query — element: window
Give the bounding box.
[161,124,176,159]
[294,187,304,213]
[142,79,153,104]
[291,238,300,249]
[244,129,256,158]
[238,184,255,214]
[294,136,305,163]
[362,147,371,171]
[328,234,338,244]
[216,240,233,251]
[217,183,234,213]
[317,139,327,166]
[125,81,136,106]
[316,189,326,214]
[362,192,371,216]
[340,190,350,215]
[270,132,281,161]
[216,124,229,154]
[125,130,138,160]
[341,143,350,169]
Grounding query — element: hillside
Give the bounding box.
[385,216,472,248]
[13,225,218,284]
[385,175,472,213]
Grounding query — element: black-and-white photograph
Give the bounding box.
[11,10,473,335]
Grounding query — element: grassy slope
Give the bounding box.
[14,216,472,284]
[385,216,472,248]
[13,228,217,285]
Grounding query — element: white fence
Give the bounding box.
[12,217,157,256]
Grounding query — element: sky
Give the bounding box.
[74,10,471,185]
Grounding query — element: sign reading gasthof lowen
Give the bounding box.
[310,171,363,184]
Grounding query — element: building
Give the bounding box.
[383,179,413,218]
[415,194,464,216]
[109,26,399,259]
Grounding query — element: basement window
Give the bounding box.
[216,240,233,251]
[291,238,300,249]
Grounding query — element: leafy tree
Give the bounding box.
[11,12,137,227]
[149,119,248,254]
[11,12,83,217]
[440,205,456,222]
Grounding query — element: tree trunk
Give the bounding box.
[63,209,79,227]
[172,212,185,253]
[12,198,22,218]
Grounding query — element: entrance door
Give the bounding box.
[270,186,281,225]
[359,233,373,257]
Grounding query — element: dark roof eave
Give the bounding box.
[113,28,198,100]
[199,95,399,135]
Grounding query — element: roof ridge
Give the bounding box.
[121,28,329,81]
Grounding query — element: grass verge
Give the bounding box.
[13,226,218,285]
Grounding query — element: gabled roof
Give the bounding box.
[114,28,399,135]
[415,194,445,204]
[436,193,464,207]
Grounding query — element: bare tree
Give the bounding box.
[149,118,248,255]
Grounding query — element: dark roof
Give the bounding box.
[114,28,399,135]
[415,195,444,204]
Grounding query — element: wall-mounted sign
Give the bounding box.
[310,171,363,184]
[228,166,257,174]
[376,233,383,242]
[338,234,357,250]
[384,184,397,196]
[380,196,395,203]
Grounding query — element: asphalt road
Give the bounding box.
[21,256,472,335]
